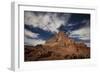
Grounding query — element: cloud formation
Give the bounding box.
[24,36,45,46]
[69,20,90,47]
[24,11,71,33]
[70,20,90,40]
[24,29,39,39]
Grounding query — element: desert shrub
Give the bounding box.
[78,54,85,59]
[71,54,77,59]
[38,51,52,58]
[64,55,70,59]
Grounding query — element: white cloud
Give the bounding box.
[24,29,46,46]
[24,11,71,33]
[24,36,46,46]
[70,19,90,41]
[70,27,90,47]
[24,11,40,26]
[24,29,39,38]
[70,26,90,40]
[31,39,46,46]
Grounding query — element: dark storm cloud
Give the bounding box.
[58,14,90,32]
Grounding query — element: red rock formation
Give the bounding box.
[45,31,76,47]
[24,31,90,61]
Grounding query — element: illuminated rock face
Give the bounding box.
[45,31,75,47]
[24,31,90,61]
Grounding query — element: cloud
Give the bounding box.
[69,20,90,47]
[25,24,54,40]
[70,20,90,41]
[69,27,90,47]
[24,36,46,46]
[24,29,39,39]
[24,11,71,33]
[70,27,90,40]
[24,28,47,46]
[24,29,46,46]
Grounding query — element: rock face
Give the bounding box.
[24,31,90,61]
[45,31,76,47]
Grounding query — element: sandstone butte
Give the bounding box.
[24,31,90,61]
